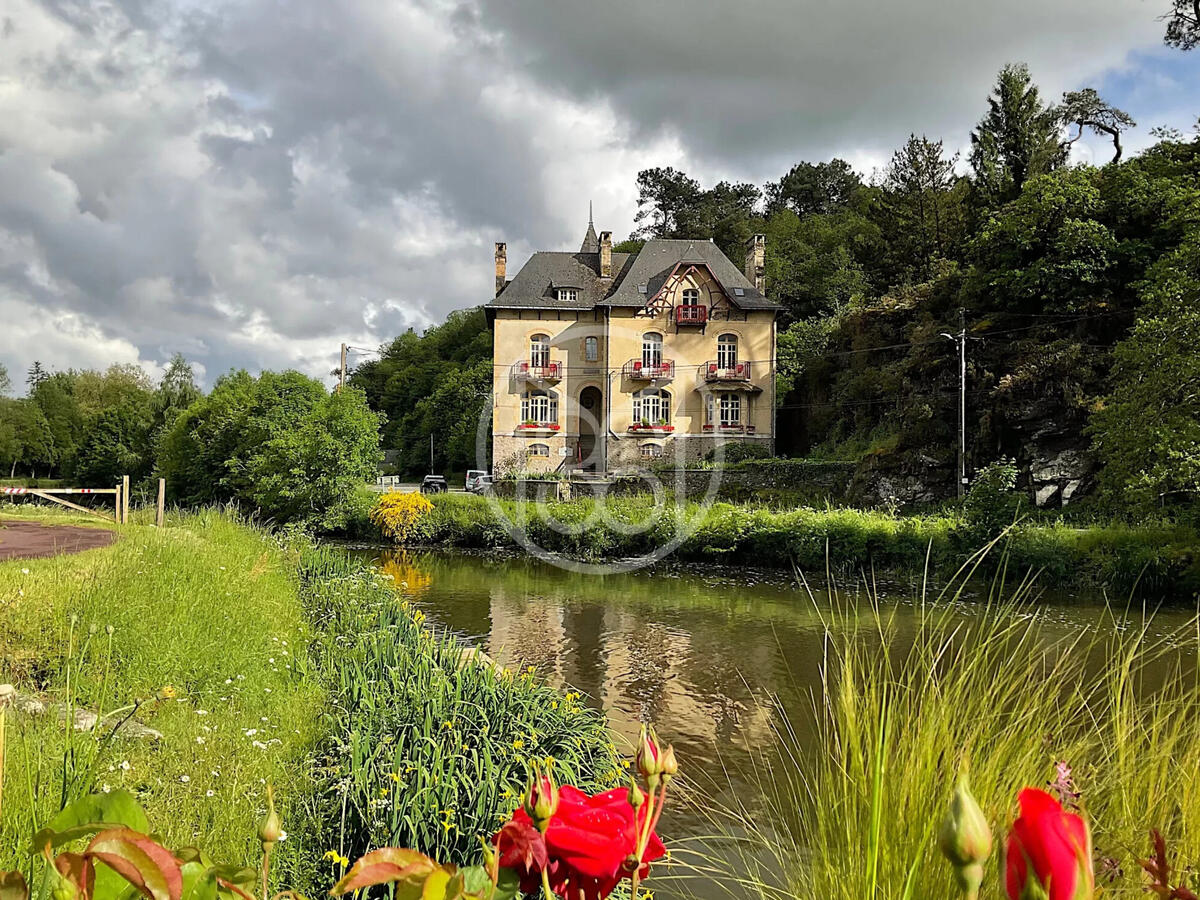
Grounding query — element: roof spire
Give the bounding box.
[580,202,600,253]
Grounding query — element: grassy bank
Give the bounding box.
[714,582,1200,899]
[293,546,620,877]
[357,493,1200,596]
[0,508,322,872]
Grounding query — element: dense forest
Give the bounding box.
[352,63,1200,519]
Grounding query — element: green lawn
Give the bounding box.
[0,508,322,873]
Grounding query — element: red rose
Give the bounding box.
[1005,788,1093,900]
[495,786,665,900]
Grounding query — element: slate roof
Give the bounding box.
[489,231,779,313]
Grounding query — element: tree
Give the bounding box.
[0,398,55,477]
[1163,0,1200,49]
[0,365,10,396]
[26,361,47,391]
[763,207,877,320]
[880,134,965,279]
[151,354,202,450]
[968,168,1117,314]
[765,159,862,217]
[1061,89,1136,163]
[75,400,154,486]
[970,64,1065,206]
[1092,234,1200,512]
[634,167,704,237]
[30,373,84,476]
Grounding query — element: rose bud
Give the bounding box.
[938,775,992,897]
[636,725,662,780]
[1004,788,1092,900]
[258,783,283,847]
[628,779,645,810]
[660,745,678,783]
[523,763,559,833]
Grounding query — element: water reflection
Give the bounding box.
[359,549,1197,868]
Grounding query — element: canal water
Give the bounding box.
[357,548,1196,896]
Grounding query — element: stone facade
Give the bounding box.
[486,215,780,476]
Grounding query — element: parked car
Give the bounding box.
[465,470,491,493]
[467,473,494,494]
[420,474,448,494]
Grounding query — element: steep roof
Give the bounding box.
[489,235,779,313]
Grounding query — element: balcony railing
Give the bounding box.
[512,360,563,382]
[702,423,756,434]
[675,304,707,325]
[700,360,752,381]
[623,359,675,381]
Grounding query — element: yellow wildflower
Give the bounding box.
[160,685,177,699]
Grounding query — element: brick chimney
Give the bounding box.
[599,230,612,278]
[494,242,507,297]
[744,233,765,293]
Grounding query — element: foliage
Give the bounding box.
[703,441,772,464]
[296,547,619,872]
[764,159,862,218]
[1061,88,1136,163]
[962,457,1022,536]
[349,308,490,479]
[370,490,434,542]
[969,63,1065,207]
[1163,0,1200,49]
[710,583,1200,899]
[0,510,321,876]
[159,371,381,528]
[1092,234,1200,516]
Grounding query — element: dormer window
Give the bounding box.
[557,288,579,302]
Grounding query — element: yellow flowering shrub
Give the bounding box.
[370,491,434,543]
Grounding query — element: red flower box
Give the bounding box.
[517,423,560,431]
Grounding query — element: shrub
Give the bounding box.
[962,457,1022,537]
[371,490,434,542]
[705,441,772,464]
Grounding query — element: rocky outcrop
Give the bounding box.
[1028,448,1094,508]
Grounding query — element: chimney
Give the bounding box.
[494,242,507,297]
[599,230,612,278]
[744,233,765,293]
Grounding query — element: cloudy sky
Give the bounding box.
[1,0,1196,390]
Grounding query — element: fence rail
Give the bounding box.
[2,477,165,526]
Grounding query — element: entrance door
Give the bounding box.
[577,386,604,472]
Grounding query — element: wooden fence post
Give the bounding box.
[156,478,165,528]
[114,483,122,524]
[122,475,130,525]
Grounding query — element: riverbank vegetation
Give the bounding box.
[714,577,1200,898]
[363,492,1200,595]
[294,547,619,876]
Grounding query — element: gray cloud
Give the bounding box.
[0,0,1175,388]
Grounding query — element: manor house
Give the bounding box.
[485,213,780,474]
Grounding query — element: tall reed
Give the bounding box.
[702,564,1200,899]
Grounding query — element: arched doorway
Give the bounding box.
[577,386,604,473]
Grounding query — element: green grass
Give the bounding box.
[359,493,1200,595]
[0,507,322,877]
[705,564,1200,899]
[294,546,620,879]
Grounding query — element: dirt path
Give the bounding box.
[0,520,116,560]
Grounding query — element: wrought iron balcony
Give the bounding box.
[700,360,752,381]
[622,359,675,381]
[511,360,563,382]
[675,304,707,325]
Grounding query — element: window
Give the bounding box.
[521,390,558,425]
[682,288,700,306]
[584,336,599,362]
[556,288,579,302]
[527,443,550,458]
[719,393,741,427]
[641,332,663,368]
[717,333,738,369]
[640,442,664,459]
[633,389,670,426]
[530,334,550,368]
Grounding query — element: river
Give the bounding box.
[357,547,1197,897]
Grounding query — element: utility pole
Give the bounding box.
[338,343,347,393]
[430,433,434,474]
[941,309,968,498]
